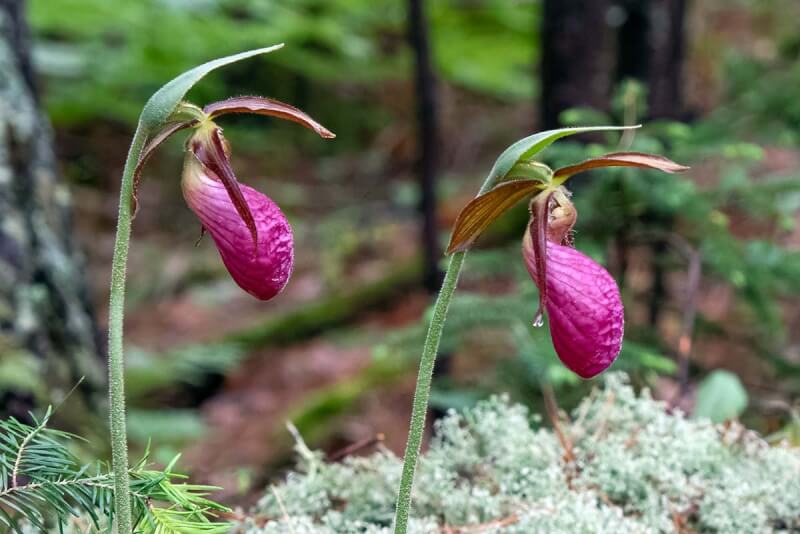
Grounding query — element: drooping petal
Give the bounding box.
[190,126,260,251]
[522,234,624,378]
[182,152,293,300]
[528,193,553,326]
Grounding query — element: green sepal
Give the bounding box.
[138,44,284,132]
[486,125,641,185]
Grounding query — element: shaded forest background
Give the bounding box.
[1,0,799,504]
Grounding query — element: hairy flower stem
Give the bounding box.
[393,180,495,534]
[393,251,465,533]
[108,124,148,534]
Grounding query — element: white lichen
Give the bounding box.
[235,373,800,534]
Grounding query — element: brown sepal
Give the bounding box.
[204,96,335,139]
[554,151,689,181]
[446,180,545,255]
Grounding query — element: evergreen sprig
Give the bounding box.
[0,408,230,533]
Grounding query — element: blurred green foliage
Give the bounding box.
[31,0,534,131]
[694,370,749,423]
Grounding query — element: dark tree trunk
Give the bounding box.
[615,0,688,119]
[616,0,651,83]
[408,0,442,293]
[539,0,614,129]
[0,0,104,421]
[613,0,688,327]
[647,0,687,119]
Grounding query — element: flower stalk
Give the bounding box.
[392,177,495,534]
[107,122,148,534]
[393,126,686,533]
[103,46,303,534]
[392,251,464,534]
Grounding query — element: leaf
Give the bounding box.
[693,370,748,423]
[553,151,690,182]
[139,44,284,132]
[495,160,553,186]
[446,180,545,254]
[205,96,335,139]
[485,125,640,186]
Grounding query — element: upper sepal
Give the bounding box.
[447,126,642,255]
[139,45,284,132]
[486,125,641,185]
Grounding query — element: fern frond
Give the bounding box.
[0,410,231,533]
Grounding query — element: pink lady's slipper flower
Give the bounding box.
[521,190,623,378]
[447,148,688,378]
[134,97,334,300]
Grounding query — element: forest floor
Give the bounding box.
[62,112,800,505]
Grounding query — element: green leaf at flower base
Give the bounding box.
[139,44,284,132]
[486,125,641,184]
[693,370,749,423]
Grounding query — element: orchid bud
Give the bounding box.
[182,122,293,300]
[522,192,624,378]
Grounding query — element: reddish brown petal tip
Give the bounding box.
[204,96,335,139]
[554,152,690,180]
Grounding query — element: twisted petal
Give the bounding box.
[522,233,624,378]
[182,152,293,300]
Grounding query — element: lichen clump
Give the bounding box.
[235,374,800,534]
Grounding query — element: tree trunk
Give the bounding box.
[0,0,104,421]
[539,0,614,129]
[615,0,688,119]
[408,0,442,293]
[647,0,687,119]
[616,0,651,83]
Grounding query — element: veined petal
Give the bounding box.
[182,152,293,300]
[522,235,623,378]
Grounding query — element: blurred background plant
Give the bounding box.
[1,0,799,525]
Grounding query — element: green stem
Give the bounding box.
[392,251,466,533]
[108,124,148,534]
[392,178,496,534]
